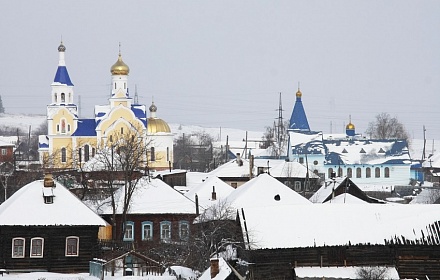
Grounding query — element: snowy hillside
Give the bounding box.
[0,113,434,160]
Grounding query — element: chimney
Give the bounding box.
[236,153,243,166]
[44,174,55,188]
[195,194,199,216]
[211,186,217,201]
[210,258,219,279]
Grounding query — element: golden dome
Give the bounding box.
[296,89,302,98]
[148,118,171,133]
[346,122,355,130]
[111,54,129,75]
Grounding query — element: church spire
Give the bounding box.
[53,41,73,86]
[289,84,310,131]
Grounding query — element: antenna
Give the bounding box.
[78,95,81,118]
[275,92,284,158]
[134,85,139,104]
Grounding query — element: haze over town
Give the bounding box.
[1,0,439,140]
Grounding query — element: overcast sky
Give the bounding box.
[1,1,439,140]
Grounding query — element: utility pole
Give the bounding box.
[422,126,426,160]
[275,92,284,158]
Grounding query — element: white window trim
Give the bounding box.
[160,221,171,241]
[179,221,189,241]
[124,222,134,241]
[12,237,25,258]
[65,236,79,257]
[30,237,44,258]
[142,221,153,241]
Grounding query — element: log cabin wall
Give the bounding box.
[0,226,100,272]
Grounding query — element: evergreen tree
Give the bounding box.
[0,95,4,113]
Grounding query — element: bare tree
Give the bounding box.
[365,113,410,144]
[261,120,289,158]
[356,266,389,279]
[173,132,214,171]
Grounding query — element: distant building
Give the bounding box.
[287,88,411,190]
[38,42,173,171]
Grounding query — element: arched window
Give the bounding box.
[84,145,90,162]
[124,221,134,241]
[55,93,58,103]
[366,167,371,178]
[61,93,65,103]
[150,147,155,161]
[68,92,71,103]
[375,167,381,178]
[167,147,170,162]
[338,167,343,177]
[30,237,44,258]
[294,181,301,192]
[356,167,362,178]
[12,238,25,258]
[61,148,67,163]
[121,127,124,134]
[347,168,352,178]
[61,119,66,133]
[328,168,334,179]
[385,167,390,178]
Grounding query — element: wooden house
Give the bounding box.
[236,202,440,279]
[0,174,107,272]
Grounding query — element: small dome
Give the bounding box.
[346,122,355,130]
[148,118,171,133]
[58,42,66,52]
[111,54,129,75]
[149,102,157,113]
[296,89,302,98]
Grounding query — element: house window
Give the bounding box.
[124,222,135,241]
[299,157,304,164]
[61,148,67,163]
[150,147,155,161]
[142,222,153,240]
[44,196,54,204]
[375,167,381,178]
[12,238,25,258]
[1,149,6,155]
[366,167,371,178]
[356,167,362,178]
[160,221,171,241]
[30,238,44,258]
[347,168,352,178]
[84,145,90,162]
[385,167,390,178]
[65,236,79,256]
[294,181,301,192]
[179,221,189,241]
[231,182,237,188]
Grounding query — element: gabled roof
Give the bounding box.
[97,177,196,215]
[0,179,107,226]
[184,176,234,209]
[423,153,440,168]
[225,173,311,209]
[71,119,97,136]
[239,203,440,249]
[209,158,253,179]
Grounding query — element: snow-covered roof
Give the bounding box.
[184,176,234,209]
[225,173,311,209]
[97,177,196,215]
[325,139,410,165]
[71,119,96,136]
[268,160,320,179]
[294,266,399,279]
[324,193,368,204]
[0,140,14,147]
[239,203,440,249]
[209,158,253,178]
[423,153,440,168]
[0,179,107,226]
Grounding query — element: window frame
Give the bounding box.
[384,167,390,178]
[30,237,44,258]
[179,221,190,241]
[366,167,371,178]
[61,147,67,163]
[142,221,153,241]
[124,221,135,241]
[65,236,79,257]
[12,237,25,258]
[375,167,381,178]
[160,221,171,241]
[356,167,362,178]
